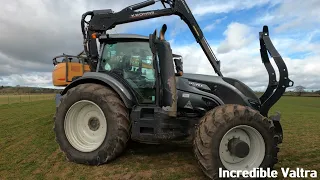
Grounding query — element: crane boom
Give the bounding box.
[81,0,222,76]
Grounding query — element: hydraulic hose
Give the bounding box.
[128,0,155,11]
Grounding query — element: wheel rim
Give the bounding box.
[219,125,265,171]
[64,100,107,152]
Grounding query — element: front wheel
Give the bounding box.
[54,83,130,165]
[193,104,279,179]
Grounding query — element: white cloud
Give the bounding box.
[0,73,53,88]
[204,16,227,32]
[217,22,255,54]
[192,0,279,16]
[254,0,320,33]
[170,22,320,91]
[272,32,320,57]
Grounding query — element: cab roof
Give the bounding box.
[99,34,149,41]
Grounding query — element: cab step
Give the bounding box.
[130,106,187,144]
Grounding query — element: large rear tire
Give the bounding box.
[54,83,130,165]
[193,104,279,179]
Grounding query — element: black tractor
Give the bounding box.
[53,0,294,179]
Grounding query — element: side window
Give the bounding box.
[100,41,156,104]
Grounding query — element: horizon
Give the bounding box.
[1,85,319,93]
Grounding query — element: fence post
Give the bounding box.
[20,95,21,102]
[8,95,9,104]
[29,94,30,102]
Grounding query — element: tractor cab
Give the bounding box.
[96,26,181,113]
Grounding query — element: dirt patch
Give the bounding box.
[109,170,153,180]
[136,170,153,179]
[32,148,61,174]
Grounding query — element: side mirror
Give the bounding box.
[173,54,183,76]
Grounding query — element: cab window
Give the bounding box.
[100,41,156,104]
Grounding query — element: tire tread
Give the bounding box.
[54,83,130,165]
[193,104,280,179]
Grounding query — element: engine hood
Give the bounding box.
[177,73,261,110]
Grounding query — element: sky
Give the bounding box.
[0,0,319,91]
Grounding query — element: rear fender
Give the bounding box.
[60,72,135,108]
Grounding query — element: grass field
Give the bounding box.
[0,96,319,180]
[0,94,55,105]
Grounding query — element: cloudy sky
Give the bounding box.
[0,0,319,91]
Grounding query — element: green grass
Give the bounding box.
[0,96,319,179]
[270,97,320,174]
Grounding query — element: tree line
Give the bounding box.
[0,86,61,94]
[294,85,320,96]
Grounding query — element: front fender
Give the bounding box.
[60,72,135,108]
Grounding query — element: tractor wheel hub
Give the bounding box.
[228,138,250,158]
[88,117,100,131]
[219,125,265,170]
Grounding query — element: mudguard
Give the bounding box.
[59,72,135,108]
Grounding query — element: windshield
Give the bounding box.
[100,41,154,79]
[99,41,156,103]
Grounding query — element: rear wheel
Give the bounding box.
[54,83,130,165]
[193,104,279,179]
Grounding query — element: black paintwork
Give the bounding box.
[126,72,265,143]
[180,74,259,108]
[130,105,191,143]
[258,26,294,116]
[150,25,176,111]
[60,72,134,108]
